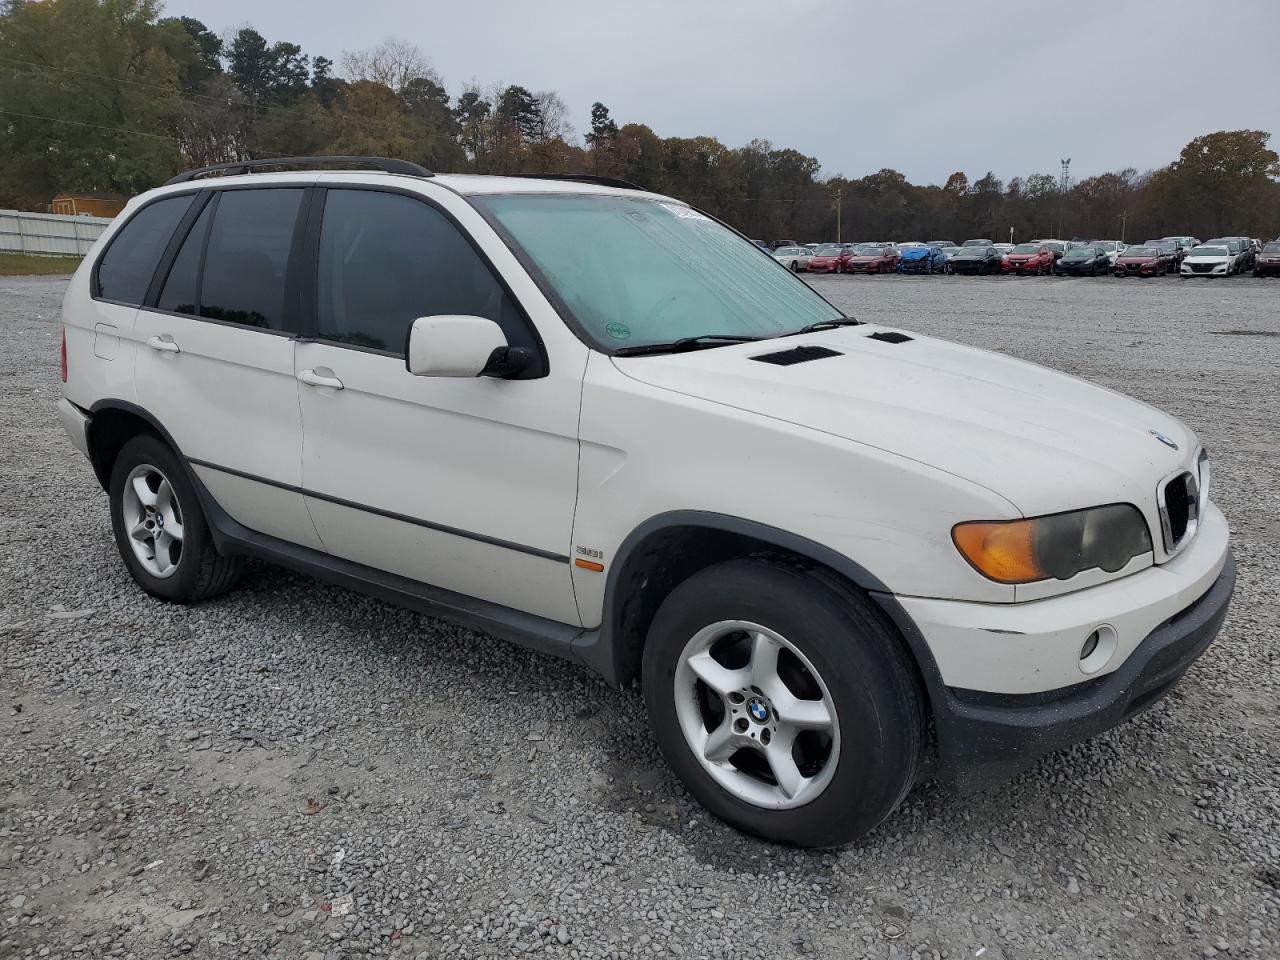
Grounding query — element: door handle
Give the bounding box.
[146,335,180,353]
[298,368,344,390]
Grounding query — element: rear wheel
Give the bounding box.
[790,260,800,273]
[109,434,242,603]
[642,560,924,847]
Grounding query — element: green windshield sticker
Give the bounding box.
[606,322,631,340]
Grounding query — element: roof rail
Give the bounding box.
[508,173,645,191]
[164,156,434,186]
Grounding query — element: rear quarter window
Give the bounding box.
[94,194,195,305]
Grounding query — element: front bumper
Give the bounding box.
[929,550,1234,792]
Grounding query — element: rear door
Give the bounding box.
[133,184,321,549]
[293,185,583,625]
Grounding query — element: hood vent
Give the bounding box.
[867,331,913,344]
[750,345,842,366]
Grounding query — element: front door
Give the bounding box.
[294,186,582,625]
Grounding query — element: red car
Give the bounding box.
[1001,243,1054,275]
[1254,241,1280,277]
[843,243,899,274]
[1112,245,1170,278]
[806,244,852,273]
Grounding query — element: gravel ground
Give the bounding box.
[2,272,1277,960]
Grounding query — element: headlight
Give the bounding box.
[952,504,1152,584]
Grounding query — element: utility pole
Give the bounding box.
[1057,158,1071,238]
[832,186,843,243]
[1118,211,1127,244]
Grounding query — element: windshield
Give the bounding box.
[1091,241,1117,251]
[774,246,803,255]
[851,244,887,256]
[474,194,842,351]
[1264,243,1280,254]
[957,246,989,255]
[1011,244,1041,254]
[962,239,990,246]
[1190,246,1229,257]
[815,245,844,256]
[942,247,962,256]
[1122,247,1156,257]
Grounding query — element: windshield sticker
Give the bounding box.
[659,203,710,222]
[605,322,631,340]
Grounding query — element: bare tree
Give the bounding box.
[341,38,436,93]
[531,90,573,144]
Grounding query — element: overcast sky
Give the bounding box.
[178,0,1280,185]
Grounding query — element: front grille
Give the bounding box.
[1190,263,1213,273]
[1164,473,1191,541]
[1158,469,1200,552]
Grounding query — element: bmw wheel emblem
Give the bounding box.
[747,698,770,724]
[1150,430,1179,450]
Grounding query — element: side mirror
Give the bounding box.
[405,315,532,379]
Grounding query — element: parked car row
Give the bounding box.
[766,235,1280,278]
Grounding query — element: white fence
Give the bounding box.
[0,209,112,257]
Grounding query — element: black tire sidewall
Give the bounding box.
[108,434,213,602]
[641,560,921,847]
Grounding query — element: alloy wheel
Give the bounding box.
[672,620,840,809]
[121,463,185,578]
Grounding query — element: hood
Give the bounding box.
[900,248,931,259]
[1186,254,1229,262]
[612,326,1193,518]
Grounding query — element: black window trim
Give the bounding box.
[131,183,313,338]
[299,183,550,379]
[91,190,201,308]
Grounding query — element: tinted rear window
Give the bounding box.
[95,195,194,304]
[198,189,304,330]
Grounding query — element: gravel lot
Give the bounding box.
[2,272,1277,960]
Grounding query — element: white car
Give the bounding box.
[771,245,811,272]
[1180,244,1235,278]
[58,157,1234,847]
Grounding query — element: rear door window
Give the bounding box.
[95,194,194,304]
[198,189,305,330]
[157,200,213,315]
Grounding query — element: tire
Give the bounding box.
[641,559,924,847]
[108,433,243,603]
[790,260,799,273]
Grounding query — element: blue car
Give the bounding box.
[897,244,948,274]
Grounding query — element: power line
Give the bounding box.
[0,54,325,127]
[0,108,181,143]
[0,109,287,159]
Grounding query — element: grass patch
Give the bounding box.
[0,252,82,276]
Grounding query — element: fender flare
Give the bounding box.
[85,399,187,490]
[578,510,948,714]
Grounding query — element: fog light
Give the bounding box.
[1079,624,1118,675]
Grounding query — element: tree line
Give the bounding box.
[2,0,1278,244]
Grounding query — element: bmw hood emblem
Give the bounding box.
[1150,430,1179,451]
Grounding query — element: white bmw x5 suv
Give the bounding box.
[58,157,1234,846]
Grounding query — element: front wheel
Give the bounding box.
[642,560,924,847]
[790,260,800,273]
[109,434,243,603]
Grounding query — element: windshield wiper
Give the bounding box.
[788,317,863,337]
[613,334,765,357]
